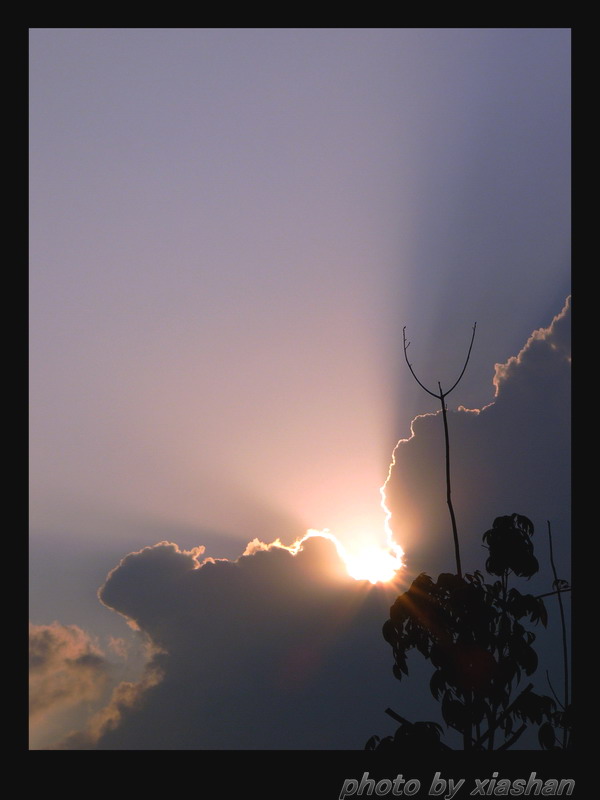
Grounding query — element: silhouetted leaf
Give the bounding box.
[508,589,527,619]
[470,696,487,725]
[382,619,396,644]
[513,513,534,537]
[537,600,548,627]
[520,645,538,675]
[513,553,539,578]
[437,572,463,591]
[441,691,467,731]
[514,691,554,724]
[392,655,409,680]
[430,668,446,701]
[538,722,555,750]
[496,656,517,686]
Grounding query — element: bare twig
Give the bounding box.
[535,587,571,600]
[545,669,565,711]
[402,323,477,578]
[385,707,410,725]
[402,323,477,400]
[444,322,478,397]
[402,328,440,399]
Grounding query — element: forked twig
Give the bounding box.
[402,323,477,401]
[402,323,477,578]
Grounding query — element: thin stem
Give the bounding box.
[401,324,476,579]
[463,689,472,751]
[547,520,569,747]
[535,587,571,600]
[385,707,410,725]
[545,669,565,711]
[440,387,462,578]
[489,571,509,751]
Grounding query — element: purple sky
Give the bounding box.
[29,29,570,753]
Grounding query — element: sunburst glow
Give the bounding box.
[335,445,406,583]
[242,448,406,584]
[343,545,402,584]
[292,530,404,585]
[339,441,406,584]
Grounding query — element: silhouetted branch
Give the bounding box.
[444,322,477,397]
[402,328,440,399]
[473,683,534,749]
[384,708,454,751]
[497,723,527,751]
[385,707,409,725]
[402,323,477,400]
[535,587,571,600]
[401,324,476,578]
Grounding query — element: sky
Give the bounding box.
[29,28,571,756]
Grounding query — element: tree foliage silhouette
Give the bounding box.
[367,328,571,751]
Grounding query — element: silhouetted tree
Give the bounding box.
[367,328,571,751]
[368,514,571,751]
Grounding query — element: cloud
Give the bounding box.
[492,296,571,400]
[53,654,165,750]
[29,622,110,722]
[29,620,166,750]
[86,536,407,750]
[56,299,571,750]
[384,297,571,583]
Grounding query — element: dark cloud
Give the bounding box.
[56,300,570,750]
[91,537,408,749]
[384,297,571,584]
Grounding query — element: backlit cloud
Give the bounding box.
[29,622,109,721]
[53,655,165,750]
[55,299,570,749]
[87,536,405,750]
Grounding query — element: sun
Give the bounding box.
[343,544,403,585]
[247,528,404,586]
[298,527,405,585]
